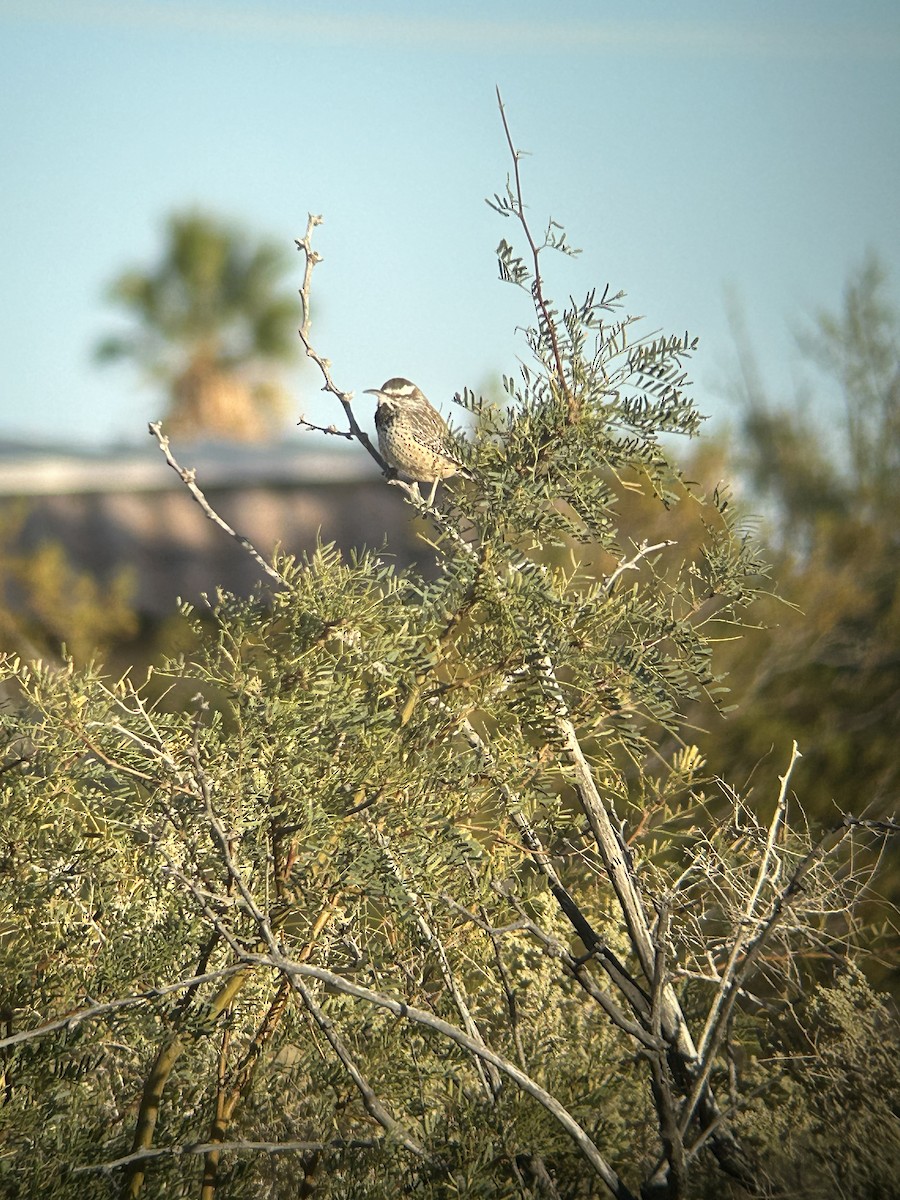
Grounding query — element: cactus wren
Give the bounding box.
[364,378,466,500]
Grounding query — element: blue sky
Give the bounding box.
[1,0,898,450]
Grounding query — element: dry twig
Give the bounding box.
[148,421,284,586]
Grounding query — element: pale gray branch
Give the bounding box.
[680,803,849,1141]
[227,948,635,1198]
[603,539,675,594]
[453,711,653,1026]
[294,215,387,473]
[696,741,802,1066]
[0,967,246,1054]
[73,1137,374,1176]
[148,421,284,585]
[186,746,426,1157]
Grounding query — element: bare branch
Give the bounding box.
[222,947,636,1198]
[645,900,687,1195]
[466,872,531,1073]
[532,652,660,986]
[453,711,653,1025]
[603,540,676,594]
[148,421,284,585]
[73,1137,376,1176]
[496,89,575,421]
[294,214,387,473]
[529,648,757,1191]
[696,742,802,1065]
[0,967,246,1054]
[493,889,664,1053]
[290,971,427,1157]
[186,754,426,1157]
[679,804,851,1144]
[296,415,356,440]
[842,814,900,836]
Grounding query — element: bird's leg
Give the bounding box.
[426,478,440,507]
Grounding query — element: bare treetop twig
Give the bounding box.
[496,87,576,422]
[294,214,388,473]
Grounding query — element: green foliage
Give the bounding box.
[0,140,896,1200]
[700,255,900,877]
[0,503,138,664]
[737,973,900,1200]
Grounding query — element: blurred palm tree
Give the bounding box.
[96,211,299,440]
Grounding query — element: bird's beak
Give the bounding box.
[363,388,382,397]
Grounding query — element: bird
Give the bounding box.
[364,378,467,503]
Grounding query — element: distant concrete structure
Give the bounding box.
[0,437,423,617]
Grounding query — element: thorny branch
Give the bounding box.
[529,645,757,1191]
[200,977,292,1198]
[495,88,576,422]
[368,823,502,1101]
[144,213,401,594]
[696,742,802,1067]
[294,214,388,474]
[199,953,633,1195]
[0,967,246,1054]
[645,901,688,1195]
[148,421,284,586]
[679,807,854,1143]
[452,711,656,1035]
[603,539,676,594]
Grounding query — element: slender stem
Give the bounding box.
[148,421,284,585]
[0,967,246,1054]
[695,742,801,1066]
[181,757,632,1196]
[76,1138,377,1176]
[681,801,847,1144]
[496,88,574,421]
[294,215,388,473]
[453,712,652,1025]
[200,1023,232,1200]
[192,763,427,1158]
[121,965,255,1200]
[603,540,675,594]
